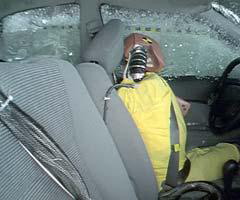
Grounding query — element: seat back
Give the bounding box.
[0,57,138,200]
[78,19,158,200]
[83,19,124,80]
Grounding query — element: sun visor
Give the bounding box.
[101,0,212,13]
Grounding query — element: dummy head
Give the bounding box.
[124,33,165,73]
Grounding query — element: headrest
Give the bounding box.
[83,19,124,76]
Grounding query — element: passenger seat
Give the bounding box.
[77,19,159,200]
[0,56,138,200]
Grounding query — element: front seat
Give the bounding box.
[80,19,240,199]
[78,19,159,200]
[0,56,138,200]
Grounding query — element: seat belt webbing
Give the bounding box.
[165,103,180,187]
[0,90,91,200]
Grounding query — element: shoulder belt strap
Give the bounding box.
[165,102,180,187]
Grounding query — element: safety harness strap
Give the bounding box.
[0,90,91,200]
[165,103,180,187]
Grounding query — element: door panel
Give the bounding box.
[167,76,217,103]
[166,76,240,151]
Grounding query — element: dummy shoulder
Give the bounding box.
[144,73,168,87]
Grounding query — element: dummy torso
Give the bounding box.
[118,72,187,187]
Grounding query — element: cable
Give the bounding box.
[0,90,91,200]
[159,181,223,200]
[103,83,135,122]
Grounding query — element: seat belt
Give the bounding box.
[0,90,91,200]
[165,103,181,187]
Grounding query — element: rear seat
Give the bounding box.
[0,56,138,200]
[77,20,158,200]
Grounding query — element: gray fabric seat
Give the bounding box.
[79,19,159,200]
[82,19,125,81]
[0,56,138,200]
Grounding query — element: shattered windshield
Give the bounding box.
[219,0,240,19]
[212,1,240,25]
[101,3,240,78]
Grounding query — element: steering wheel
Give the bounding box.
[209,57,240,134]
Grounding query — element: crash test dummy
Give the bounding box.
[117,33,240,188]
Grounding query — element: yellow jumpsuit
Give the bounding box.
[118,72,240,188]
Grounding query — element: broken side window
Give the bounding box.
[101,4,240,79]
[0,4,81,65]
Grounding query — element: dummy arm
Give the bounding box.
[176,97,191,116]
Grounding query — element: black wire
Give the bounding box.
[159,181,223,200]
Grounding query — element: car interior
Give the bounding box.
[1,0,240,200]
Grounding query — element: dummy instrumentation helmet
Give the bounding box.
[124,33,165,73]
